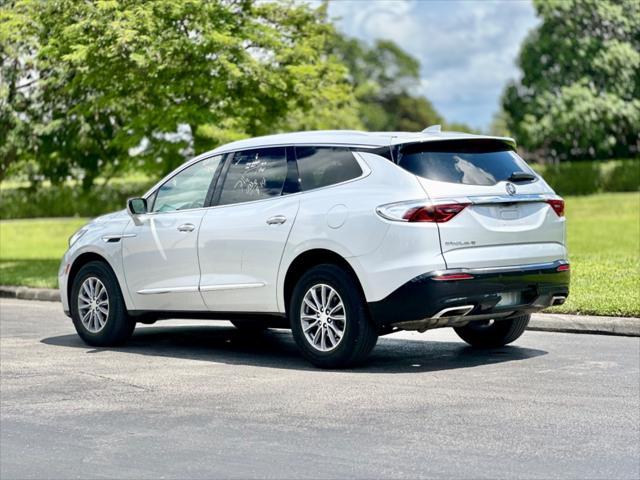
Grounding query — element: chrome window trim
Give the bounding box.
[142,148,373,213]
[142,145,376,205]
[214,142,382,157]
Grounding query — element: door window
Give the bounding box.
[151,155,223,213]
[218,148,288,206]
[294,147,362,191]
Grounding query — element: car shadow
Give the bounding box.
[41,325,547,374]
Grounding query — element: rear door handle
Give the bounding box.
[177,223,196,232]
[266,215,287,225]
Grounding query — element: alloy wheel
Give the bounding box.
[299,283,346,352]
[77,276,109,333]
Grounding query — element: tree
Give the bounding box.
[330,35,464,133]
[0,4,36,183]
[0,0,361,188]
[502,0,640,161]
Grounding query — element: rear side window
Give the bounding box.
[218,147,287,206]
[398,140,534,186]
[295,147,362,191]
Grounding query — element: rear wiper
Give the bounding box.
[508,171,536,182]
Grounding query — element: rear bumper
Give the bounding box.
[368,260,570,328]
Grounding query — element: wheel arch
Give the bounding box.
[67,252,127,309]
[282,249,365,315]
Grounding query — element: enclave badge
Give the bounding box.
[505,182,517,195]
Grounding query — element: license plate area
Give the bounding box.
[496,291,522,307]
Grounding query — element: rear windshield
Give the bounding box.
[397,140,534,186]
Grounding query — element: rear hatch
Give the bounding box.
[397,139,566,269]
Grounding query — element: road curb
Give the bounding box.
[1,285,638,336]
[0,285,60,302]
[529,313,640,337]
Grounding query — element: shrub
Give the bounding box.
[531,159,639,196]
[601,159,640,193]
[0,181,153,219]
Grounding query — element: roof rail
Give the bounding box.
[422,125,442,133]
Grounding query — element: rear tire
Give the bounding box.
[289,264,378,369]
[70,261,135,347]
[454,314,530,347]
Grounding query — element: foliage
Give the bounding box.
[0,3,35,183]
[601,159,640,193]
[502,0,640,160]
[531,159,640,195]
[3,193,638,317]
[330,35,473,133]
[0,0,361,189]
[0,180,153,219]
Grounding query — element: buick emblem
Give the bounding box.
[505,182,517,196]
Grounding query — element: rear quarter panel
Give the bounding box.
[277,152,435,310]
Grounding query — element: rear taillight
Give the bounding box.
[377,200,470,223]
[546,199,565,217]
[557,264,570,272]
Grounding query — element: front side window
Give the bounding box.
[295,147,362,191]
[151,155,223,213]
[398,140,534,186]
[218,147,287,206]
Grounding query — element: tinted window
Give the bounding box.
[152,155,223,213]
[295,147,362,191]
[218,148,287,206]
[398,140,534,186]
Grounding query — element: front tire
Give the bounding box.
[70,261,135,346]
[289,264,378,368]
[454,314,530,347]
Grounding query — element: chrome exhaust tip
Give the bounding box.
[551,295,567,306]
[432,305,475,319]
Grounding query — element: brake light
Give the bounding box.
[377,200,470,223]
[557,264,570,272]
[546,199,565,217]
[432,273,475,281]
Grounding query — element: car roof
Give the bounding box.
[206,129,516,156]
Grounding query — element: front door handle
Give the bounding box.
[266,215,287,225]
[177,223,196,232]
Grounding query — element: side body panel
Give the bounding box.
[198,195,300,312]
[277,152,446,309]
[58,211,134,313]
[121,210,207,310]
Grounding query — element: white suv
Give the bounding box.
[59,128,570,368]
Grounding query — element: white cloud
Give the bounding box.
[326,0,539,130]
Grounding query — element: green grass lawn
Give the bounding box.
[549,192,639,317]
[1,192,639,316]
[0,218,87,288]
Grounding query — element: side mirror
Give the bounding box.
[127,197,148,216]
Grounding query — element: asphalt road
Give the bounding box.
[1,299,639,479]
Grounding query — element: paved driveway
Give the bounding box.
[1,299,639,479]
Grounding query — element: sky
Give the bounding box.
[325,0,540,131]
